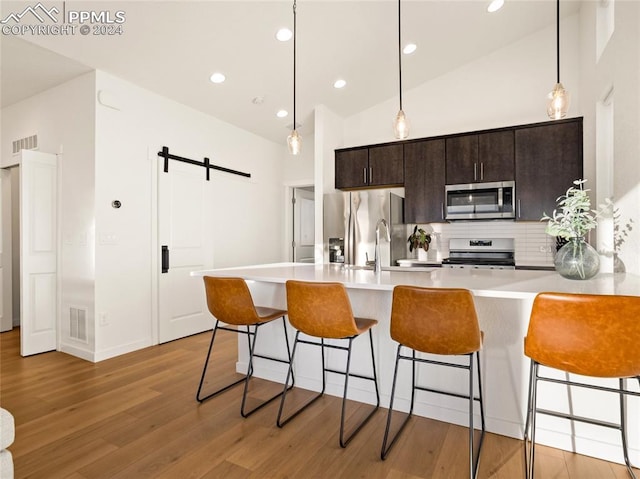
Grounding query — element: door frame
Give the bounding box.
[0,151,61,355]
[283,180,315,262]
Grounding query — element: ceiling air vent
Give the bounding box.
[12,134,38,155]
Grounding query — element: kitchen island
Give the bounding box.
[192,263,640,466]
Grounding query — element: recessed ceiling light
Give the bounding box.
[276,28,292,41]
[333,79,347,89]
[277,110,288,118]
[210,72,226,84]
[487,0,504,13]
[403,43,417,55]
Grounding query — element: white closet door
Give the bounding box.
[20,150,58,356]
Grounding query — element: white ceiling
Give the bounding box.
[1,0,581,145]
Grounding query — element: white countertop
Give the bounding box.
[192,262,640,299]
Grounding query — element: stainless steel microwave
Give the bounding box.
[445,181,515,220]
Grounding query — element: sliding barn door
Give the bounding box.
[158,159,214,343]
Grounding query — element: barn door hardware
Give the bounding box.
[161,245,170,273]
[157,146,251,180]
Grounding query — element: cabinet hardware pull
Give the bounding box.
[517,199,521,218]
[480,162,484,180]
[363,167,367,184]
[369,167,372,184]
[474,163,477,181]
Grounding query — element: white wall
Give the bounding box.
[343,15,582,147]
[94,71,287,359]
[2,69,288,361]
[609,0,640,275]
[1,72,97,357]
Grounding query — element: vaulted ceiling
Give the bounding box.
[1,0,581,144]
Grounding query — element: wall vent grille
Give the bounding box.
[69,306,88,342]
[12,134,38,155]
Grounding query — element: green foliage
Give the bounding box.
[408,225,431,252]
[541,179,598,239]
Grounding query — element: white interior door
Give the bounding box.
[19,150,58,356]
[293,187,315,263]
[158,159,214,343]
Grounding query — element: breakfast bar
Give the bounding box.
[192,263,640,467]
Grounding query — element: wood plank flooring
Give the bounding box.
[0,328,636,478]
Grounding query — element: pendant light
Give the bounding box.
[393,0,409,139]
[287,0,301,155]
[546,0,570,120]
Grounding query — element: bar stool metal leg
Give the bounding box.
[470,350,486,479]
[196,320,252,402]
[240,318,295,417]
[197,316,294,419]
[619,378,638,479]
[381,346,416,460]
[276,332,327,427]
[339,329,380,448]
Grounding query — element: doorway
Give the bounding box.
[292,186,315,263]
[0,150,58,356]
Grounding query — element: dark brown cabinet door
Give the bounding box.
[404,139,446,224]
[515,119,583,221]
[368,144,404,187]
[446,134,477,184]
[335,148,368,189]
[478,130,514,181]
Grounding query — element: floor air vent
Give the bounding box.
[12,134,38,154]
[69,307,88,342]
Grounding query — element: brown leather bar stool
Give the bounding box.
[381,286,485,479]
[196,276,293,417]
[277,280,380,448]
[524,292,640,479]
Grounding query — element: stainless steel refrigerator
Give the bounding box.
[324,189,405,267]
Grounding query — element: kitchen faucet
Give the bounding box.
[374,219,391,274]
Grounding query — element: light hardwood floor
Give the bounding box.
[0,328,635,478]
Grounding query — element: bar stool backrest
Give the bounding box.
[391,286,482,355]
[525,292,640,378]
[203,276,261,326]
[285,280,360,339]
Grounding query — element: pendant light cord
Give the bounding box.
[398,0,403,111]
[293,0,297,130]
[556,0,560,84]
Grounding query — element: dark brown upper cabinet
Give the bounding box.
[335,143,403,190]
[404,139,446,224]
[446,130,514,184]
[515,118,583,221]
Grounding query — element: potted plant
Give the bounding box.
[541,179,600,279]
[408,225,431,261]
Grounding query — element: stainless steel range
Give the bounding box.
[442,238,515,270]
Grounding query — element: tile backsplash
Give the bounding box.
[405,221,556,266]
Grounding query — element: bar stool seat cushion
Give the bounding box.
[255,306,288,322]
[525,292,640,378]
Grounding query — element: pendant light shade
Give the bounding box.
[393,0,409,139]
[546,82,570,119]
[393,110,410,139]
[547,0,570,119]
[287,0,301,155]
[287,129,301,155]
